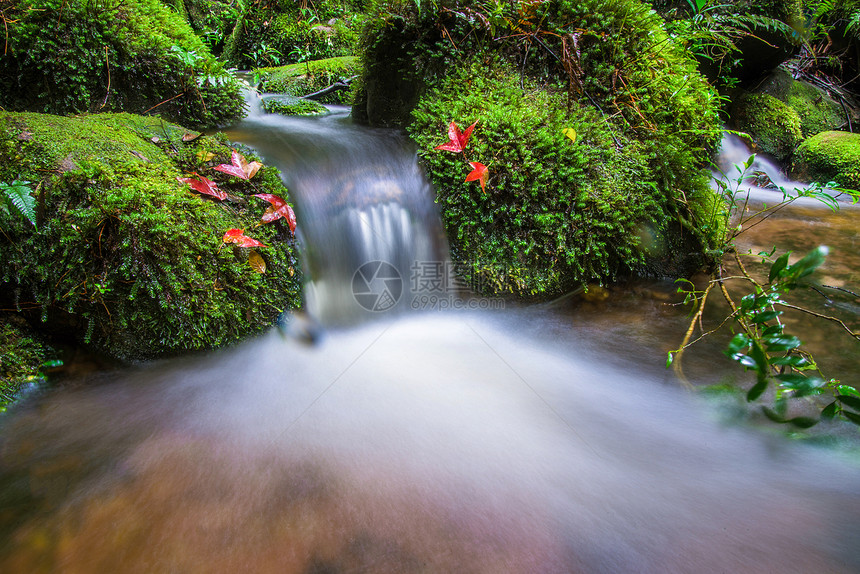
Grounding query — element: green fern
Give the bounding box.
[0,180,37,228]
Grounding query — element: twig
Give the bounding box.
[672,281,714,389]
[142,92,185,114]
[100,45,111,109]
[820,284,860,298]
[777,301,860,340]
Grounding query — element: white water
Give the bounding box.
[1,107,859,573]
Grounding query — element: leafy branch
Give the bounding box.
[668,153,860,430]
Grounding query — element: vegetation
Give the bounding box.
[669,154,860,431]
[362,0,723,296]
[223,0,367,69]
[0,314,59,411]
[0,0,245,129]
[0,112,302,361]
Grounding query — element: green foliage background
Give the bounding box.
[0,0,245,129]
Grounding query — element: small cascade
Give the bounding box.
[226,102,449,325]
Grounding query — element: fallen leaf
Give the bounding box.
[248,250,266,273]
[434,120,477,153]
[223,228,267,248]
[178,174,226,200]
[196,150,215,162]
[182,131,202,142]
[254,193,297,234]
[464,161,489,192]
[563,127,577,144]
[214,150,263,180]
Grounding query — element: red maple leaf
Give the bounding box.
[177,174,226,200]
[254,193,297,234]
[464,161,489,192]
[434,120,477,153]
[213,150,262,180]
[222,228,267,248]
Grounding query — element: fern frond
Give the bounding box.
[1,181,37,228]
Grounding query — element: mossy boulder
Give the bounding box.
[757,69,849,137]
[0,0,244,130]
[262,95,330,116]
[257,57,361,105]
[223,1,366,69]
[359,0,723,297]
[792,131,860,191]
[0,112,302,361]
[731,92,803,160]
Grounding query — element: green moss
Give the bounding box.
[731,92,803,160]
[362,0,722,297]
[257,57,361,104]
[0,314,59,410]
[758,69,846,137]
[0,112,303,361]
[792,131,860,190]
[0,0,244,129]
[262,96,329,116]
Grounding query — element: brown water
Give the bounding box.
[0,115,858,573]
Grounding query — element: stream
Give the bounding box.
[0,102,859,572]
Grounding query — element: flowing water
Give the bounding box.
[1,105,859,573]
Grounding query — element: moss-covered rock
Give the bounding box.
[257,57,361,104]
[792,131,860,190]
[0,112,302,361]
[731,92,803,160]
[223,1,366,69]
[359,0,723,297]
[757,69,849,137]
[262,96,330,117]
[0,0,244,130]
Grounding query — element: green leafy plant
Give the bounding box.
[0,180,37,228]
[669,153,860,430]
